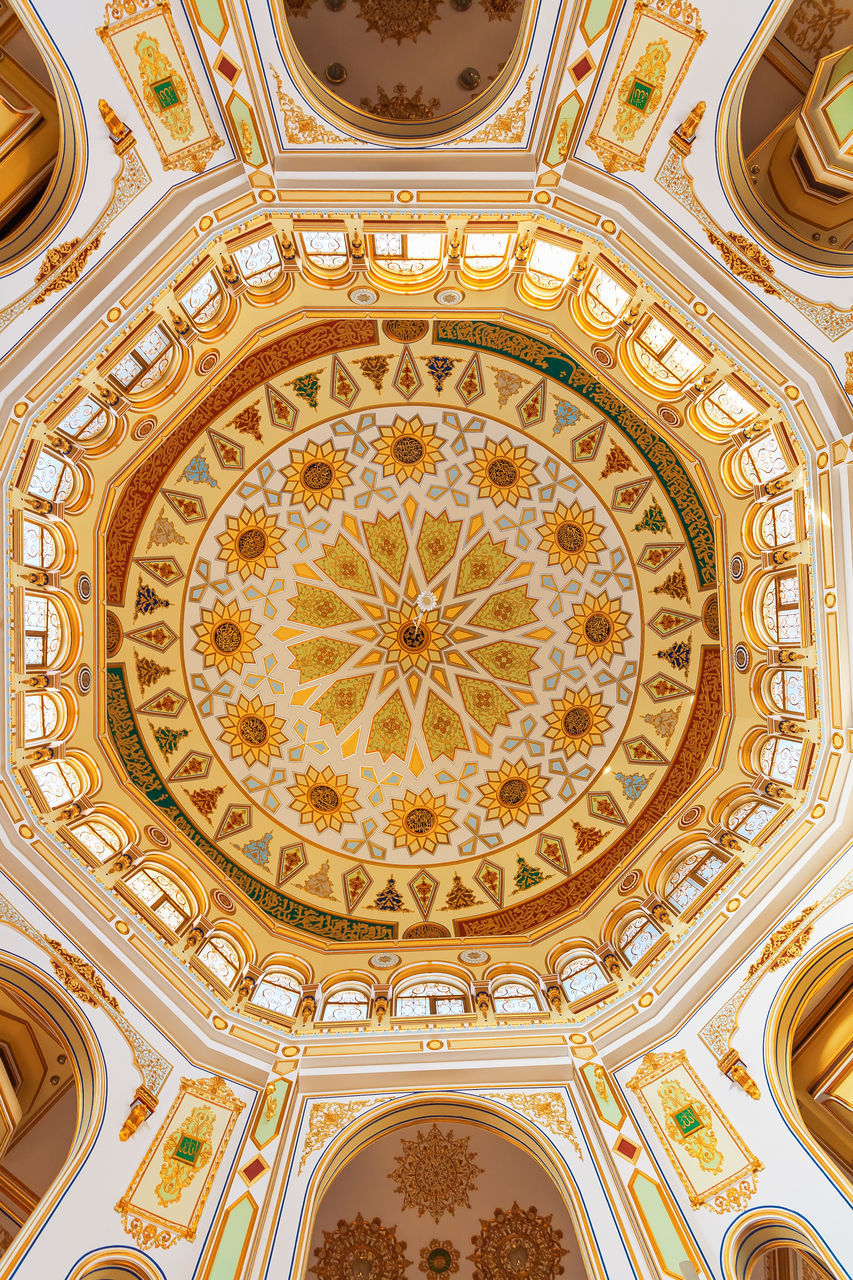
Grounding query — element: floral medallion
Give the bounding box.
[180,405,644,866]
[311,1213,411,1280]
[469,1202,567,1280]
[389,1124,483,1222]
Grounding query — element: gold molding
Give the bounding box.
[485,1089,582,1156]
[0,891,170,1096]
[656,144,853,339]
[699,871,853,1060]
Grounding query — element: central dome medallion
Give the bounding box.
[183,406,641,865]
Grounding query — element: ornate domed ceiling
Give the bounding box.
[6,209,816,981]
[278,0,528,137]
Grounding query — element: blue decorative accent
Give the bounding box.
[182,451,217,487]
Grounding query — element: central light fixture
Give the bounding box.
[507,1240,530,1271]
[411,589,439,645]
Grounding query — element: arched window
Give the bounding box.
[298,227,348,270]
[178,269,226,326]
[22,692,61,741]
[461,230,512,279]
[739,431,788,485]
[252,970,301,1017]
[20,519,60,569]
[617,914,662,967]
[629,316,704,388]
[700,380,758,429]
[761,571,802,643]
[69,819,125,863]
[197,935,243,987]
[233,235,283,288]
[665,850,729,913]
[321,986,370,1022]
[126,867,193,933]
[23,594,63,667]
[760,735,804,785]
[769,668,806,715]
[395,979,469,1017]
[727,798,779,841]
[26,451,75,504]
[581,266,630,327]
[559,953,610,1004]
[107,325,175,394]
[524,237,576,295]
[492,980,540,1013]
[760,498,796,547]
[370,229,443,277]
[53,395,110,442]
[30,759,84,808]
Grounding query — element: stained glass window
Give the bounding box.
[769,669,805,715]
[492,981,540,1013]
[253,972,301,1016]
[728,800,778,841]
[665,850,729,913]
[761,572,802,643]
[233,235,282,286]
[31,760,83,807]
[559,954,609,1003]
[24,595,62,667]
[180,271,223,325]
[299,229,348,269]
[760,736,804,785]
[371,231,443,276]
[618,915,661,966]
[108,326,174,393]
[462,231,511,273]
[23,693,59,741]
[395,980,468,1017]
[702,381,756,428]
[322,988,370,1021]
[632,318,704,387]
[20,520,59,568]
[127,867,192,931]
[27,452,74,503]
[55,395,109,441]
[197,935,242,985]
[526,238,576,290]
[761,499,796,547]
[71,820,123,863]
[740,432,787,484]
[583,268,630,325]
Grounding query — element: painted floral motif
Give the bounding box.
[193,599,261,674]
[181,409,652,867]
[216,506,285,580]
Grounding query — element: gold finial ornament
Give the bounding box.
[679,101,706,142]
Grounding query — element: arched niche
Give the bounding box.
[0,2,84,269]
[291,1094,607,1280]
[0,953,104,1267]
[767,926,853,1193]
[722,1208,850,1280]
[65,1248,166,1280]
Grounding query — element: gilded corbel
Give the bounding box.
[119,1085,159,1140]
[718,1050,760,1100]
